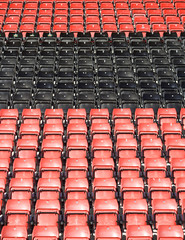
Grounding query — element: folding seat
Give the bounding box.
[0,178,5,200]
[95,226,121,240]
[9,178,33,200]
[116,138,137,158]
[94,199,119,226]
[67,109,86,124]
[65,178,89,199]
[90,109,109,124]
[148,178,171,202]
[70,9,84,16]
[141,138,162,158]
[41,139,63,159]
[163,9,177,17]
[1,226,27,240]
[157,225,183,240]
[175,178,185,204]
[91,138,112,158]
[161,123,182,142]
[123,199,148,227]
[0,139,14,159]
[135,108,154,125]
[24,2,38,9]
[138,123,158,141]
[39,158,62,178]
[114,123,135,140]
[70,24,84,37]
[118,16,132,25]
[150,16,164,25]
[5,199,31,227]
[7,9,22,17]
[93,178,116,199]
[16,139,38,159]
[44,109,64,124]
[171,158,185,182]
[65,199,89,225]
[3,24,18,37]
[152,199,177,228]
[43,124,63,140]
[157,108,177,125]
[112,109,132,125]
[19,124,40,140]
[165,138,185,159]
[0,158,9,180]
[121,178,144,199]
[67,138,88,158]
[160,2,174,9]
[153,24,167,37]
[13,158,35,179]
[54,16,68,24]
[35,199,60,226]
[32,226,59,240]
[119,24,134,37]
[169,24,184,37]
[117,9,131,17]
[166,16,181,25]
[22,109,41,125]
[92,158,114,179]
[0,124,16,141]
[9,2,23,10]
[36,24,51,37]
[71,2,83,9]
[55,2,68,10]
[144,157,166,179]
[37,178,61,200]
[118,158,140,179]
[5,16,20,24]
[64,226,90,240]
[90,123,111,140]
[67,123,87,139]
[86,9,99,16]
[126,225,153,240]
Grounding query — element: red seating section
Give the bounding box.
[0,108,185,239]
[0,0,185,37]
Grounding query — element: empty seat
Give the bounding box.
[121,178,144,199]
[32,226,59,240]
[157,225,183,240]
[1,226,27,240]
[64,226,90,240]
[37,178,61,200]
[126,225,153,240]
[95,226,121,240]
[65,178,89,199]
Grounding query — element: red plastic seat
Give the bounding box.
[92,158,114,178]
[138,123,158,141]
[0,124,16,141]
[102,16,116,24]
[126,225,153,240]
[163,9,177,17]
[0,158,9,180]
[171,158,185,182]
[153,24,167,36]
[169,24,184,36]
[54,16,68,25]
[86,9,99,16]
[64,226,90,240]
[70,16,84,24]
[66,158,88,178]
[5,199,31,227]
[23,9,37,17]
[35,199,60,226]
[161,123,182,142]
[90,109,109,123]
[43,124,63,140]
[67,123,87,139]
[157,108,177,125]
[85,2,98,9]
[145,2,159,9]
[112,109,132,124]
[148,9,162,17]
[86,16,100,24]
[114,123,134,140]
[135,108,154,125]
[175,178,185,204]
[119,24,134,37]
[157,225,183,240]
[5,16,20,24]
[91,123,111,139]
[0,109,18,125]
[0,178,6,200]
[95,226,121,240]
[92,138,112,158]
[17,139,38,159]
[141,138,162,158]
[144,158,167,179]
[55,2,68,9]
[40,158,62,178]
[150,16,164,25]
[67,138,88,158]
[94,199,119,226]
[121,178,144,199]
[130,3,144,9]
[65,178,89,199]
[70,24,84,37]
[165,138,185,160]
[42,139,63,158]
[22,109,41,124]
[65,199,89,225]
[19,124,40,140]
[1,226,27,240]
[118,16,132,25]
[118,158,140,178]
[7,9,22,17]
[53,24,68,36]
[86,24,101,36]
[25,2,38,9]
[93,178,116,199]
[67,109,86,123]
[116,138,137,158]
[166,16,181,25]
[123,199,148,227]
[37,178,61,200]
[32,226,59,240]
[36,24,51,37]
[117,9,131,16]
[134,16,148,25]
[9,2,23,9]
[44,109,64,124]
[152,199,177,228]
[9,178,33,200]
[148,178,171,202]
[13,158,36,179]
[0,139,13,159]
